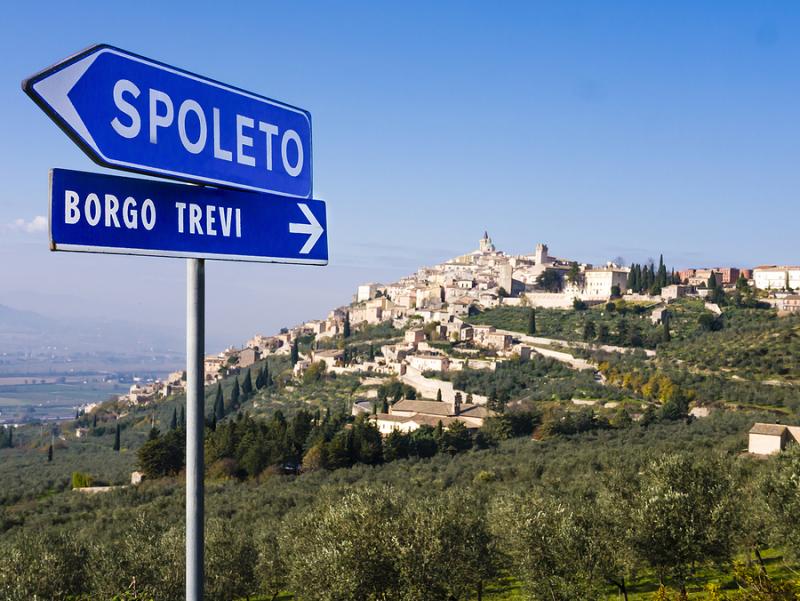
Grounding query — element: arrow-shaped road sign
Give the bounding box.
[25,45,312,198]
[290,203,325,254]
[50,169,327,264]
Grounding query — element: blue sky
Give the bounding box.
[1,2,798,350]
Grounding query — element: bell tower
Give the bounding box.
[535,243,549,265]
[479,231,495,253]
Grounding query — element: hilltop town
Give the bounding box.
[120,233,800,439]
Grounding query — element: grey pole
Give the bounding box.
[186,258,205,601]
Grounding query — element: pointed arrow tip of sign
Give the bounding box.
[29,52,102,154]
[289,203,324,255]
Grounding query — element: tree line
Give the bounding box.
[137,404,542,481]
[628,255,681,295]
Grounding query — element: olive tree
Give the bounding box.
[490,492,603,600]
[86,514,183,600]
[0,531,88,601]
[397,489,498,601]
[206,518,257,601]
[630,453,741,596]
[762,446,800,561]
[254,523,287,601]
[280,486,402,601]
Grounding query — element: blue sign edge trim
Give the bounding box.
[47,169,328,266]
[24,44,313,199]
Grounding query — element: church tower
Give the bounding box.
[534,243,549,265]
[479,231,495,253]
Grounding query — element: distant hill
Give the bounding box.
[0,303,59,332]
[0,302,183,360]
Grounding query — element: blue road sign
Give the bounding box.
[50,169,327,265]
[25,45,312,198]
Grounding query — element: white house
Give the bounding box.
[405,329,426,344]
[483,332,513,350]
[407,354,449,373]
[582,267,629,300]
[748,423,800,455]
[753,266,800,291]
[357,283,380,303]
[312,349,344,369]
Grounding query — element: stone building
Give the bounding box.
[748,423,800,455]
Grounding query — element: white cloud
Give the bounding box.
[6,216,47,234]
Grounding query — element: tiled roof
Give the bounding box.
[459,405,493,418]
[372,413,410,423]
[392,399,454,416]
[749,423,788,436]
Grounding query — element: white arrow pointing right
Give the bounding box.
[289,203,324,254]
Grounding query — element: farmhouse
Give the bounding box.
[312,349,345,369]
[748,423,800,456]
[407,354,449,373]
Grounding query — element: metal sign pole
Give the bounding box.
[186,258,205,601]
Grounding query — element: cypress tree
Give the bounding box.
[368,343,375,362]
[170,407,177,431]
[657,263,668,289]
[214,383,225,421]
[8,428,11,448]
[291,339,299,365]
[241,369,253,398]
[736,274,749,292]
[644,265,654,291]
[527,307,536,335]
[264,363,271,387]
[231,376,240,409]
[583,320,596,341]
[113,424,121,451]
[179,405,185,429]
[617,318,629,343]
[436,389,443,401]
[47,444,53,462]
[343,312,351,338]
[707,271,718,290]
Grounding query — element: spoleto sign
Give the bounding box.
[24,44,313,198]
